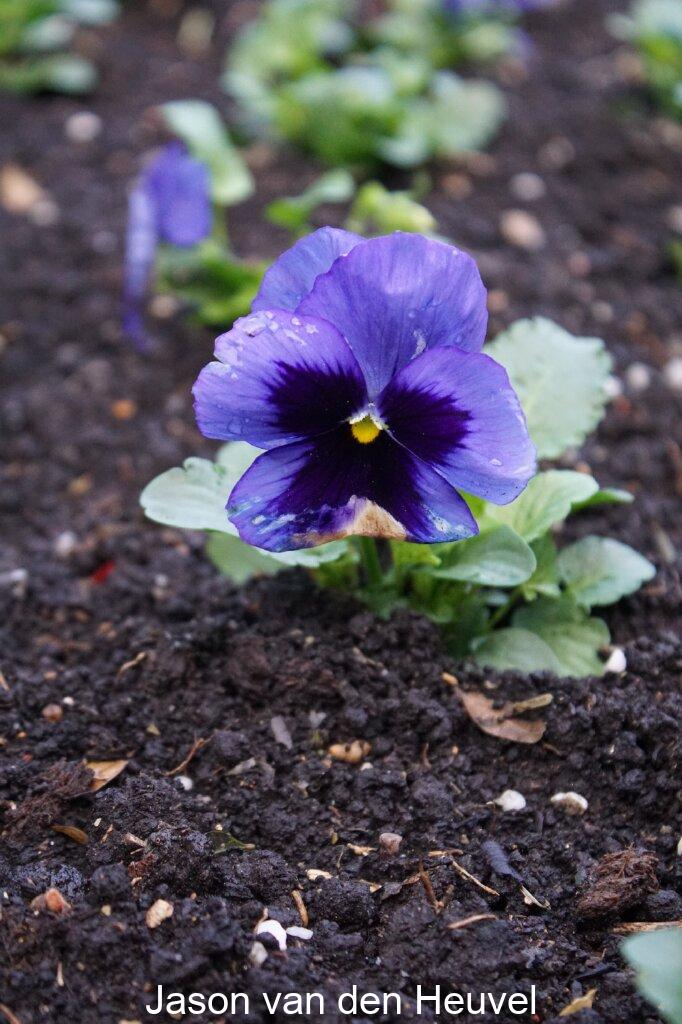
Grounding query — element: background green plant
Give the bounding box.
[0,0,119,95]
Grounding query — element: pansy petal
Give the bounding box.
[298,233,488,397]
[377,346,536,505]
[253,226,362,312]
[123,183,157,350]
[227,428,478,551]
[193,309,367,448]
[145,142,212,247]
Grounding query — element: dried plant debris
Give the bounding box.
[456,689,546,744]
[577,849,659,921]
[2,760,93,843]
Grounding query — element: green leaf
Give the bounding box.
[435,526,536,586]
[521,534,561,601]
[486,318,612,459]
[140,454,249,534]
[206,531,283,582]
[473,628,562,674]
[572,487,634,511]
[266,169,355,235]
[558,536,656,609]
[161,100,254,206]
[622,928,682,1024]
[141,443,346,574]
[346,179,436,235]
[59,0,119,25]
[478,470,599,543]
[391,541,442,569]
[513,595,610,677]
[156,241,265,328]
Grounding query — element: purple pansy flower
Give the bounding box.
[193,229,536,552]
[123,142,211,349]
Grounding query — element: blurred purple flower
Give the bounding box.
[443,0,551,14]
[193,229,536,552]
[123,142,211,350]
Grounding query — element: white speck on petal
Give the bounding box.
[494,789,527,812]
[255,919,287,951]
[551,791,588,816]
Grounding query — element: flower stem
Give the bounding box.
[356,537,384,588]
[488,586,523,630]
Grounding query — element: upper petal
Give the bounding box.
[227,427,478,551]
[193,309,367,448]
[122,183,158,350]
[377,346,536,505]
[298,233,488,397]
[144,142,212,247]
[252,227,362,312]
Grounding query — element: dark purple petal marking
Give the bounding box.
[252,226,362,313]
[193,309,367,449]
[298,233,488,397]
[227,428,478,551]
[377,346,536,505]
[123,143,211,349]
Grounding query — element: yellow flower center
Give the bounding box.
[350,414,381,445]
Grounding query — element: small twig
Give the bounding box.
[291,889,309,927]
[447,913,497,931]
[418,860,443,913]
[0,1004,23,1024]
[612,920,682,935]
[166,734,212,776]
[450,858,500,898]
[116,651,147,677]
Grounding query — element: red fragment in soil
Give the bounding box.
[89,560,116,585]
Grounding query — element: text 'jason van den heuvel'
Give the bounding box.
[145,983,538,1017]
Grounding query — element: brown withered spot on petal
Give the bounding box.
[456,690,546,744]
[304,501,406,546]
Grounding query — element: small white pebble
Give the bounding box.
[663,357,682,392]
[667,204,682,234]
[379,832,403,855]
[62,696,75,707]
[248,941,268,967]
[28,198,59,227]
[603,375,623,399]
[551,791,588,816]
[176,775,193,791]
[604,648,627,674]
[591,300,614,323]
[677,836,682,857]
[500,209,546,251]
[286,926,313,941]
[510,172,546,202]
[54,531,77,559]
[0,568,28,598]
[494,789,527,812]
[626,362,652,392]
[255,919,287,951]
[65,111,102,144]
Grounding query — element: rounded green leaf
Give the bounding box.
[478,470,599,543]
[486,318,612,460]
[558,536,656,609]
[514,595,610,678]
[473,628,562,674]
[435,526,536,586]
[622,928,682,1024]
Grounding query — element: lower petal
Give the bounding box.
[377,346,536,505]
[228,429,477,551]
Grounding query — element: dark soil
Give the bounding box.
[1,1,680,1023]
